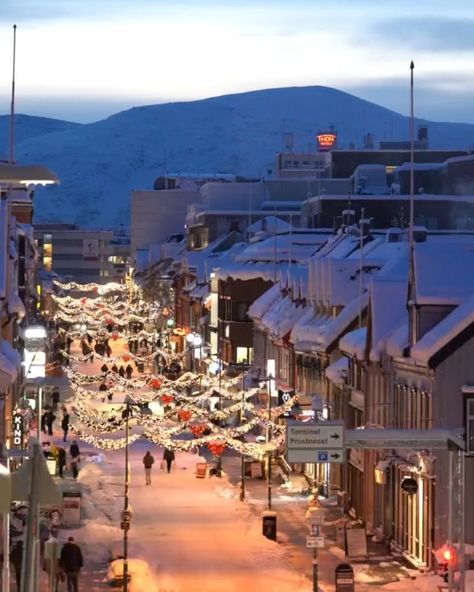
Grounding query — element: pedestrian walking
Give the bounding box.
[10,540,23,592]
[70,441,80,479]
[143,450,155,485]
[111,363,118,373]
[118,365,125,378]
[57,446,66,478]
[60,536,83,592]
[61,411,70,442]
[101,363,109,374]
[125,364,133,379]
[41,409,47,434]
[106,343,112,357]
[163,448,175,473]
[46,409,56,436]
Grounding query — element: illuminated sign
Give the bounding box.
[316,133,337,151]
[12,413,24,447]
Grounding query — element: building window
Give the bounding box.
[43,234,52,271]
[236,347,253,364]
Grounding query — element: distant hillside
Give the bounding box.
[0,114,80,159]
[10,85,474,227]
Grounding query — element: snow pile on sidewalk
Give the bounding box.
[78,460,121,522]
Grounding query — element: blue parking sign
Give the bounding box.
[317,451,328,462]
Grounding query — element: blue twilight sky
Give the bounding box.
[0,0,474,123]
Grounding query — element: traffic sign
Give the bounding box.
[286,420,344,463]
[288,448,344,463]
[307,536,325,548]
[308,509,325,526]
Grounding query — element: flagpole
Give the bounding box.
[409,60,415,246]
[9,24,17,164]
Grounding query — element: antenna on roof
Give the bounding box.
[9,24,17,164]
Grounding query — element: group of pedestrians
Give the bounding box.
[10,534,83,592]
[42,405,70,442]
[142,447,175,485]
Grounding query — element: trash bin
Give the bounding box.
[62,491,82,528]
[335,563,354,592]
[262,510,277,541]
[195,462,207,478]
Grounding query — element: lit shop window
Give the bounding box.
[236,347,253,364]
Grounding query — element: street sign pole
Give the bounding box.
[313,548,318,592]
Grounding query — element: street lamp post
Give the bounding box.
[186,333,202,373]
[121,396,150,592]
[230,362,252,502]
[122,401,130,592]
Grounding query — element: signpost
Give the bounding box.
[286,420,344,463]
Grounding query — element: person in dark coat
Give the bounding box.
[60,537,83,592]
[57,446,67,478]
[61,411,70,442]
[100,363,109,374]
[10,540,23,592]
[70,440,80,478]
[45,410,56,436]
[41,409,47,434]
[111,363,118,373]
[163,448,175,473]
[125,364,133,380]
[106,343,112,357]
[118,366,125,378]
[142,451,155,485]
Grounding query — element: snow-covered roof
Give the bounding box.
[185,234,246,282]
[259,295,306,340]
[289,306,315,344]
[189,283,210,301]
[246,216,291,235]
[235,232,328,264]
[386,322,409,358]
[411,296,474,366]
[340,328,367,360]
[248,283,281,320]
[395,162,445,173]
[369,275,408,363]
[325,356,348,385]
[312,292,369,353]
[214,260,285,283]
[290,313,327,352]
[414,241,474,305]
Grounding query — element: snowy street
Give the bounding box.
[35,337,445,592]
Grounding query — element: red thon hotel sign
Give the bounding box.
[317,133,337,151]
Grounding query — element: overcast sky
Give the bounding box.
[0,0,474,123]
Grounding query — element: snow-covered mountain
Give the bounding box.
[8,86,474,227]
[0,114,80,158]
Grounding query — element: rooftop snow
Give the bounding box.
[248,283,281,320]
[340,327,367,360]
[325,356,349,385]
[411,296,474,366]
[414,241,474,305]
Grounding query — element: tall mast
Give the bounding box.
[9,24,17,164]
